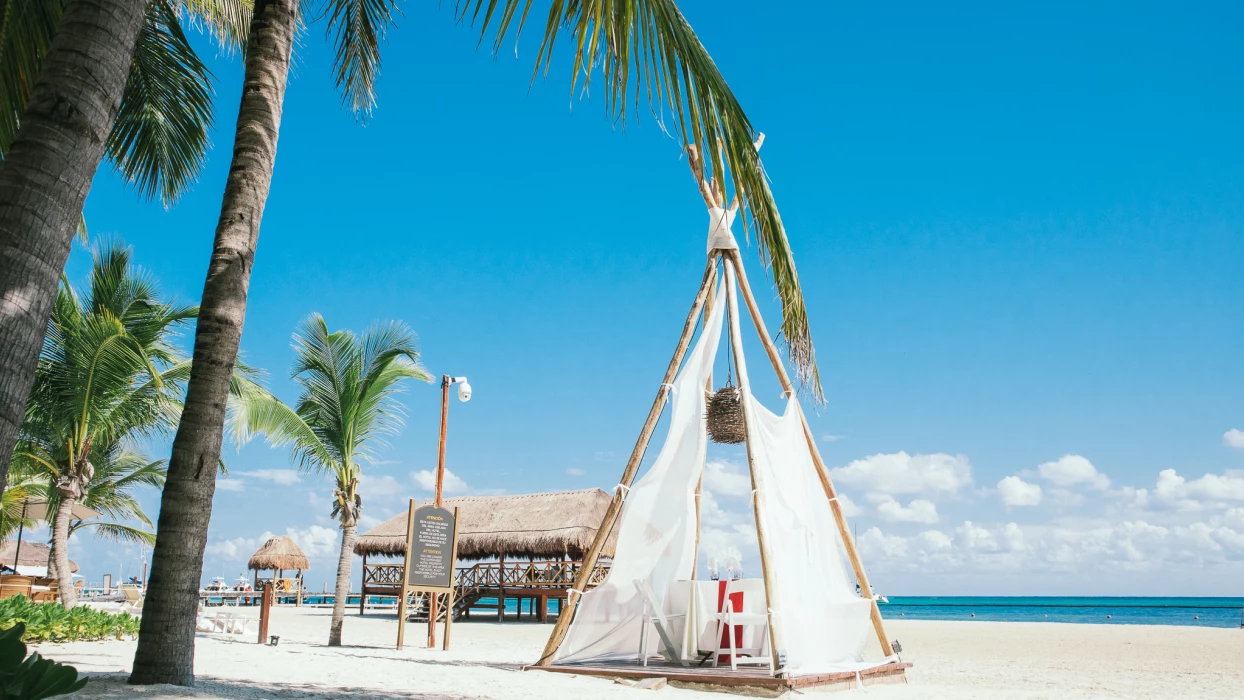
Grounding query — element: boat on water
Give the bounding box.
[204,576,230,593]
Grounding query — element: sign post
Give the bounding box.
[395,499,460,650]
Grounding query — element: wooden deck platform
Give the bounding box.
[524,659,910,693]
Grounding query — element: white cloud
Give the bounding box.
[566,468,585,476]
[358,473,402,503]
[876,497,939,524]
[1037,455,1110,490]
[703,460,752,497]
[837,493,863,518]
[821,434,845,443]
[216,479,245,492]
[242,469,302,486]
[205,524,341,564]
[830,451,972,497]
[412,468,468,494]
[1225,429,1244,449]
[285,525,340,558]
[205,536,256,560]
[997,475,1042,507]
[1152,468,1244,509]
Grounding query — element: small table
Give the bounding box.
[668,579,758,662]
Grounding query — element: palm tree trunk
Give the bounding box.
[128,0,298,687]
[329,522,357,646]
[51,497,77,608]
[0,0,148,497]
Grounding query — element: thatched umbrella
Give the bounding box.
[354,488,619,561]
[0,541,79,574]
[247,536,309,605]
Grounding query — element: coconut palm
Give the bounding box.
[37,443,167,551]
[139,1,817,685]
[9,240,195,606]
[0,0,248,496]
[228,314,431,646]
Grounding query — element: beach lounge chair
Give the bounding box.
[198,609,252,635]
[635,579,688,667]
[120,584,144,614]
[711,578,772,673]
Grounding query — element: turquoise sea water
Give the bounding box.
[881,597,1244,628]
[215,594,1244,628]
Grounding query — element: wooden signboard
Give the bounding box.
[396,500,460,650]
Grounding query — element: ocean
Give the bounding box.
[880,597,1244,628]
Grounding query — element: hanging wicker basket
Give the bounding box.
[706,385,746,444]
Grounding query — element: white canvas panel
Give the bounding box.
[555,279,726,663]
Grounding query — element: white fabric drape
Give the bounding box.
[556,278,725,663]
[556,264,879,675]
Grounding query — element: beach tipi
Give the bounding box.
[532,139,905,689]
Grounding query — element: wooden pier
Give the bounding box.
[359,559,611,621]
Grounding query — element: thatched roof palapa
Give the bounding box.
[248,536,310,571]
[354,488,618,561]
[0,541,79,573]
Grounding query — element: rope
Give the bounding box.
[613,484,630,497]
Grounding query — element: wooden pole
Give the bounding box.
[723,262,786,674]
[497,554,505,623]
[396,499,417,650]
[725,249,893,655]
[536,252,722,667]
[429,376,450,640]
[442,506,461,651]
[693,265,717,579]
[358,552,367,615]
[257,582,273,644]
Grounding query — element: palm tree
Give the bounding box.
[39,443,167,554]
[138,1,817,686]
[228,314,431,646]
[9,240,195,606]
[0,0,248,496]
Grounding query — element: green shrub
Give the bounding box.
[0,623,87,699]
[0,598,139,643]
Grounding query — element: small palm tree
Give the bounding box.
[12,241,194,606]
[230,314,431,646]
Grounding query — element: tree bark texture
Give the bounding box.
[51,496,77,608]
[329,522,357,646]
[0,0,147,497]
[128,0,297,686]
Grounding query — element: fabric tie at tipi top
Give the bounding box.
[706,206,738,252]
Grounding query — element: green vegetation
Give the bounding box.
[0,622,86,699]
[0,597,139,644]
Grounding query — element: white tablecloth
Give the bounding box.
[665,579,767,660]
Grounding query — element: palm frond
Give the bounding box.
[105,0,215,207]
[0,0,65,156]
[319,0,400,116]
[71,521,157,546]
[177,0,252,52]
[227,377,337,472]
[461,0,820,398]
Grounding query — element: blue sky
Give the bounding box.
[52,1,1244,595]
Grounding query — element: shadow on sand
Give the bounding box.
[75,674,466,699]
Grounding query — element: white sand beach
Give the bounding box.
[38,607,1244,699]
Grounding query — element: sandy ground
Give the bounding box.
[36,606,1244,699]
